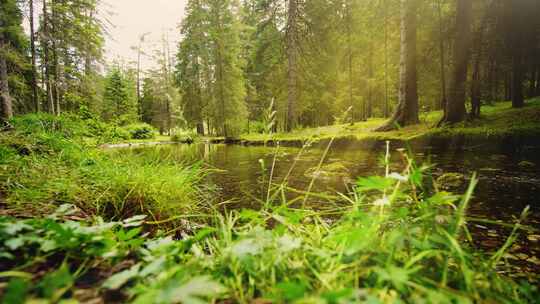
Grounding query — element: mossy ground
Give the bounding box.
[240,99,540,144]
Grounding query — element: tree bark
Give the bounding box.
[367,43,373,118]
[42,0,54,114]
[511,0,525,108]
[383,0,389,118]
[437,0,447,110]
[535,64,540,97]
[0,32,14,121]
[51,0,61,115]
[29,0,39,112]
[346,0,354,124]
[529,68,537,98]
[286,0,298,132]
[438,0,472,125]
[376,0,418,131]
[470,51,481,118]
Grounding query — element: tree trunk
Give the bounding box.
[346,0,354,124]
[438,0,472,125]
[383,0,389,118]
[286,0,298,132]
[376,0,418,131]
[196,122,204,136]
[367,43,373,118]
[437,0,447,110]
[216,40,227,137]
[136,48,141,118]
[51,0,61,115]
[29,0,39,112]
[512,59,525,108]
[470,52,481,118]
[535,64,540,97]
[43,0,54,114]
[470,8,490,118]
[505,73,511,101]
[529,68,537,98]
[0,32,14,122]
[511,0,525,108]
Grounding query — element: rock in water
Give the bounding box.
[518,160,536,169]
[436,173,466,190]
[305,162,350,180]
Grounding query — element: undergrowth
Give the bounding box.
[0,114,207,224]
[0,135,538,302]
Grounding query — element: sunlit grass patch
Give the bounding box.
[239,100,540,144]
[0,114,208,224]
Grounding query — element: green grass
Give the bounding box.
[0,114,209,225]
[0,147,538,303]
[1,110,539,303]
[240,99,540,144]
[102,99,540,146]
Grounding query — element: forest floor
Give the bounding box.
[111,99,540,148]
[239,99,540,145]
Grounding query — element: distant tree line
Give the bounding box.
[1,0,540,136]
[175,0,540,136]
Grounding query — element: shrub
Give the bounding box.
[123,123,156,140]
[104,126,131,141]
[245,120,266,134]
[170,130,198,143]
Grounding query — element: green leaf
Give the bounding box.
[38,264,74,299]
[139,257,166,277]
[321,288,355,304]
[3,278,30,304]
[356,176,395,192]
[163,276,225,304]
[2,221,31,235]
[5,237,25,250]
[102,264,141,290]
[275,281,306,301]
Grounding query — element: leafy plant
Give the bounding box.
[123,123,156,140]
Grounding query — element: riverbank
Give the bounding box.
[0,114,209,224]
[114,99,540,150]
[237,99,540,147]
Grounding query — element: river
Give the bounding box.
[113,140,540,280]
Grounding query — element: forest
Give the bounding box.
[1,0,540,303]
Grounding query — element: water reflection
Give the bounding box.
[116,142,539,224]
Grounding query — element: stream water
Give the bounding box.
[116,140,540,279]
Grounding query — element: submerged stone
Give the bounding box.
[305,162,351,180]
[490,154,508,161]
[436,173,466,190]
[527,234,540,242]
[518,160,536,169]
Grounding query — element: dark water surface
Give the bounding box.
[119,141,540,278]
[128,142,539,219]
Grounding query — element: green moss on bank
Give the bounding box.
[239,99,540,145]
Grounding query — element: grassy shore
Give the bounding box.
[108,99,540,149]
[127,99,540,147]
[239,99,540,145]
[0,114,209,225]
